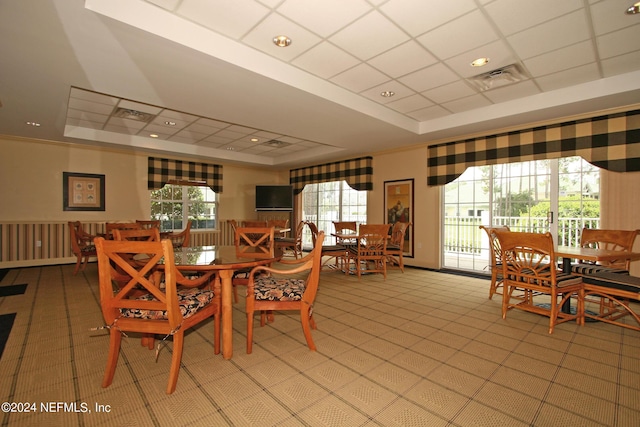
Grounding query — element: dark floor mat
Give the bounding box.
[0,313,17,359]
[0,284,27,297]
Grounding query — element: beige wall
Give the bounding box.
[0,136,287,224]
[3,134,640,273]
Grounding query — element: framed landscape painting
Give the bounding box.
[384,178,414,258]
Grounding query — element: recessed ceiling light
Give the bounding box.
[26,121,41,127]
[380,91,395,97]
[150,134,159,138]
[226,147,235,151]
[250,138,259,142]
[164,121,176,126]
[273,35,292,47]
[471,57,490,67]
[626,2,640,14]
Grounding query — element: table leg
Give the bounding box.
[219,269,233,359]
[561,256,572,314]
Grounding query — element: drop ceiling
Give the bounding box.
[1,0,640,169]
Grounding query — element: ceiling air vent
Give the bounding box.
[263,139,291,148]
[114,107,155,122]
[467,64,526,91]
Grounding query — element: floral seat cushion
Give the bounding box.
[253,276,306,301]
[120,288,215,320]
[81,245,96,253]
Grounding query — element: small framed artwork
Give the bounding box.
[63,172,105,211]
[384,178,414,258]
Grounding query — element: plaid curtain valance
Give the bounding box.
[290,156,373,194]
[427,109,640,186]
[148,157,223,192]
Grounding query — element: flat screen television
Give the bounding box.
[255,185,293,211]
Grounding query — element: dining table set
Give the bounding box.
[486,226,640,333]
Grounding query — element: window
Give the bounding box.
[150,184,217,231]
[443,156,600,273]
[301,180,367,246]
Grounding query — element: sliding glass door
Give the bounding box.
[442,156,600,273]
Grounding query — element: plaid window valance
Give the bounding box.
[148,157,223,192]
[290,156,373,194]
[427,108,640,186]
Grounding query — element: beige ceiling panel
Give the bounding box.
[368,41,437,78]
[524,41,595,77]
[276,0,371,37]
[242,13,322,62]
[381,0,476,37]
[590,0,639,35]
[329,11,409,60]
[68,98,115,115]
[597,25,640,59]
[399,63,458,93]
[177,0,269,40]
[442,94,492,114]
[535,64,600,92]
[330,63,390,93]
[601,51,640,77]
[406,105,451,121]
[482,81,540,104]
[360,81,415,104]
[417,10,499,60]
[484,0,583,36]
[507,10,591,60]
[422,81,477,104]
[292,42,360,79]
[386,94,433,114]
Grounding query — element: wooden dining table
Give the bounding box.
[555,246,640,274]
[160,245,282,359]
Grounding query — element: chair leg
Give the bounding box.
[213,313,221,355]
[489,269,498,299]
[300,306,316,351]
[166,331,184,394]
[73,255,82,275]
[246,309,254,354]
[102,330,122,388]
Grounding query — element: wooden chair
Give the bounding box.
[165,220,192,248]
[572,228,640,274]
[332,221,357,244]
[275,220,305,258]
[136,219,161,230]
[479,225,511,299]
[267,219,289,229]
[232,227,275,303]
[307,221,348,271]
[245,231,325,354]
[348,224,391,279]
[386,222,412,272]
[94,237,220,394]
[242,220,267,227]
[105,222,141,239]
[69,221,97,275]
[494,229,583,334]
[113,228,160,242]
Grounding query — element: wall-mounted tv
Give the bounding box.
[255,185,293,211]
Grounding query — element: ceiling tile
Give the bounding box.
[442,94,493,113]
[444,40,517,78]
[398,63,459,93]
[484,0,583,36]
[292,42,360,79]
[68,98,115,115]
[381,0,476,37]
[66,110,108,125]
[276,0,371,37]
[329,11,410,60]
[590,0,639,35]
[523,41,596,77]
[482,80,540,104]
[601,50,640,76]
[177,0,270,40]
[535,63,601,92]
[422,80,476,104]
[507,10,591,60]
[144,0,181,10]
[242,13,322,62]
[385,94,433,114]
[406,105,451,121]
[368,41,437,78]
[359,81,415,104]
[330,63,390,93]
[597,25,640,59]
[417,10,499,60]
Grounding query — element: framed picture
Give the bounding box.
[384,179,414,258]
[63,172,105,211]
